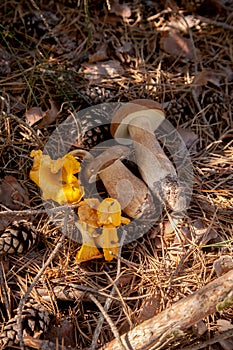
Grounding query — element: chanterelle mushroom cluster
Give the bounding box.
[76,198,130,262]
[29,151,130,262]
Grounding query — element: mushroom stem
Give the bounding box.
[110,100,179,210]
[84,145,154,219]
[128,115,177,188]
[99,160,151,219]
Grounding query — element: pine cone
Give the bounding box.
[0,220,37,255]
[0,299,50,349]
[75,105,112,149]
[74,86,116,148]
[82,86,114,105]
[77,121,111,149]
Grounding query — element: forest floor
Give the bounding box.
[0,0,233,349]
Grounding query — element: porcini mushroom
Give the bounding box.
[84,145,154,219]
[110,99,179,209]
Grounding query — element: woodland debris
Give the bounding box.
[101,269,233,350]
[0,175,29,210]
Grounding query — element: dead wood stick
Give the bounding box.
[100,269,233,350]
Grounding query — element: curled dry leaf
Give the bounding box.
[25,100,59,127]
[177,127,198,153]
[88,44,108,63]
[194,69,222,97]
[139,292,161,322]
[109,1,131,19]
[25,106,43,126]
[195,69,222,87]
[82,60,124,83]
[213,255,233,277]
[0,175,29,210]
[160,32,198,61]
[181,219,218,245]
[37,99,59,128]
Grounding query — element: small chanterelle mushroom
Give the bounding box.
[76,198,130,262]
[110,99,179,210]
[84,145,155,219]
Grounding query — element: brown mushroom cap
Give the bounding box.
[84,145,130,183]
[110,99,165,144]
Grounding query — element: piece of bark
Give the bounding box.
[101,269,233,350]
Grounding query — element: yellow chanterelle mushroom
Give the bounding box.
[30,150,84,204]
[76,198,130,262]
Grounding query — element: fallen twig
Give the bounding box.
[100,269,233,350]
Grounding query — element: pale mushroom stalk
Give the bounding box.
[127,116,177,188]
[84,145,155,219]
[110,99,179,210]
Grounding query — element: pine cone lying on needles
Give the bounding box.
[0,299,50,349]
[0,220,37,255]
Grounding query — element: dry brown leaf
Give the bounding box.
[0,175,29,210]
[26,100,59,128]
[89,44,108,63]
[181,219,218,245]
[139,292,161,322]
[109,1,131,19]
[118,274,133,287]
[192,321,207,336]
[194,69,222,97]
[0,215,18,232]
[195,69,222,87]
[216,320,233,350]
[37,99,59,128]
[160,32,198,60]
[44,319,76,348]
[25,106,44,126]
[216,319,233,332]
[177,127,198,152]
[213,255,233,277]
[82,60,124,83]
